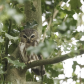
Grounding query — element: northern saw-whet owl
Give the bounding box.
[19,28,45,75]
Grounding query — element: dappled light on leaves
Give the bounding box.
[5,33,18,41]
[0,0,84,84]
[0,64,5,74]
[27,40,56,58]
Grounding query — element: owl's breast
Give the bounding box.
[19,42,29,63]
[19,41,39,64]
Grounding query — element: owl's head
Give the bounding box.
[20,29,38,43]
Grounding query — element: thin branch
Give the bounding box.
[5,19,12,54]
[26,54,69,68]
[42,1,63,42]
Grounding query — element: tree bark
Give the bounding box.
[24,0,42,37]
[5,0,42,84]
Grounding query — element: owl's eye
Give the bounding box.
[31,35,35,38]
[23,35,27,38]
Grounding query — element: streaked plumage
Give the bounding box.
[19,29,45,75]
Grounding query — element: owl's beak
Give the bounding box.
[27,38,30,43]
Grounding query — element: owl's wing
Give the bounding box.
[32,65,45,75]
[19,42,45,75]
[32,54,45,75]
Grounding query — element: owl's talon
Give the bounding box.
[28,60,35,64]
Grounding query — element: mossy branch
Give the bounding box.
[11,47,84,69]
[25,49,84,69]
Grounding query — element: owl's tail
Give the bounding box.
[32,65,45,75]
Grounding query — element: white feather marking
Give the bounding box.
[19,42,28,62]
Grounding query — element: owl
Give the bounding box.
[19,28,45,75]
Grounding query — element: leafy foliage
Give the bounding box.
[6,57,25,69]
[69,0,82,13]
[0,0,84,84]
[27,40,56,58]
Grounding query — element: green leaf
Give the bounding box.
[27,41,56,58]
[69,0,82,13]
[6,57,26,69]
[58,22,67,31]
[24,21,37,29]
[5,33,18,41]
[72,61,78,72]
[72,73,77,81]
[0,64,5,74]
[43,75,54,84]
[26,71,35,81]
[0,37,4,43]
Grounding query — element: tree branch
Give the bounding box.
[10,46,84,70]
[24,49,84,69]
